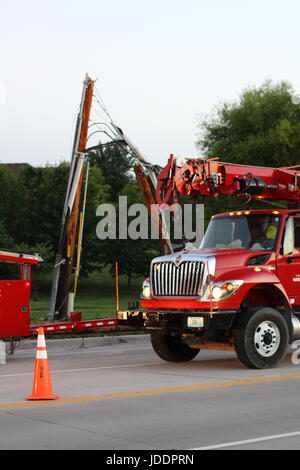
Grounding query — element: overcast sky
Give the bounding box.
[1,0,300,168]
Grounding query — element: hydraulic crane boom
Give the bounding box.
[155,155,300,205]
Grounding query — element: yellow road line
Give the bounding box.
[2,372,300,410]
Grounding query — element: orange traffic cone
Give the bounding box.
[26,327,59,401]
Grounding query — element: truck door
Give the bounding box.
[277,216,300,307]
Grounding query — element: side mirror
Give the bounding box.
[282,217,295,255]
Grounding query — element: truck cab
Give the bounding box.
[118,209,300,369]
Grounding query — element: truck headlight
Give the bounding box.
[211,285,222,300]
[141,281,151,299]
[204,280,244,301]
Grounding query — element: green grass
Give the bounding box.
[30,270,144,322]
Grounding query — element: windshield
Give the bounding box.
[200,214,281,251]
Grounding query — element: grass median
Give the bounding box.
[30,270,144,323]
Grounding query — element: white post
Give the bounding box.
[0,341,6,365]
[67,292,74,318]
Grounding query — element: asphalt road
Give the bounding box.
[1,334,300,450]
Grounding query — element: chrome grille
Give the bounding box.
[151,260,205,297]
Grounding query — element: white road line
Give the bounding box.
[191,431,300,450]
[0,362,158,378]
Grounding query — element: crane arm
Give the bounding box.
[156,155,300,205]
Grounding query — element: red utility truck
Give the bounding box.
[118,157,300,369]
[0,250,42,337]
[0,249,117,339]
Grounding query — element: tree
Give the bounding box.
[9,162,110,280]
[15,163,69,250]
[0,166,23,240]
[0,218,14,249]
[197,80,300,167]
[195,80,300,221]
[88,146,135,202]
[98,180,160,287]
[90,146,161,287]
[77,164,110,278]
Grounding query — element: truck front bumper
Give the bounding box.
[117,308,239,331]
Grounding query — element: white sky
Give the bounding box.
[1,0,300,168]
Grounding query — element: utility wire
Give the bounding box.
[89,92,162,173]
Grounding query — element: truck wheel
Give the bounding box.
[150,332,200,362]
[233,307,289,369]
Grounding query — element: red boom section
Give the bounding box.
[156,156,300,204]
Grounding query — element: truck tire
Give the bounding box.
[233,307,289,369]
[150,332,200,362]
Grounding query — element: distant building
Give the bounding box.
[0,163,32,177]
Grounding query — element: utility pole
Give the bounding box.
[108,125,173,255]
[134,164,172,255]
[48,75,95,320]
